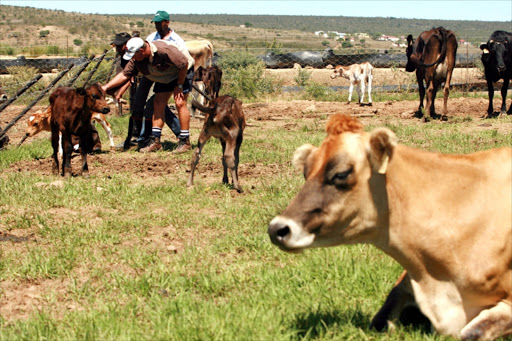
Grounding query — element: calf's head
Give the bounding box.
[330,65,344,79]
[81,83,110,114]
[268,113,397,252]
[26,109,50,137]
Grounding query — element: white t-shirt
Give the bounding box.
[146,30,185,47]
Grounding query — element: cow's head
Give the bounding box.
[268,114,397,252]
[405,34,420,72]
[480,36,510,73]
[83,83,110,114]
[330,65,345,79]
[26,109,50,137]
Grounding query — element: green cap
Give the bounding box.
[151,10,170,23]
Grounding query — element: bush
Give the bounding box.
[46,45,60,55]
[294,68,311,86]
[217,51,280,99]
[73,39,83,46]
[303,82,336,100]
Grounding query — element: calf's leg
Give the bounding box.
[222,138,243,193]
[51,124,60,175]
[187,129,211,187]
[460,300,512,340]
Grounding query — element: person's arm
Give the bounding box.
[102,72,130,94]
[115,78,132,100]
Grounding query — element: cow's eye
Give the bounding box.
[330,168,353,188]
[33,122,39,126]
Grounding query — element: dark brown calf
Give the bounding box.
[188,95,246,192]
[50,83,109,177]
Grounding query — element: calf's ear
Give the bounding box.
[292,144,317,176]
[368,128,397,174]
[480,43,489,53]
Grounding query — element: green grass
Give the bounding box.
[0,95,510,340]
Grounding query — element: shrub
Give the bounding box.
[46,45,60,55]
[302,82,336,100]
[73,39,83,46]
[217,51,280,99]
[294,68,311,86]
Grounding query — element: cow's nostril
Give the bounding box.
[276,226,290,239]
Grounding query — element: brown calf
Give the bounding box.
[187,96,246,192]
[406,26,457,121]
[50,83,110,177]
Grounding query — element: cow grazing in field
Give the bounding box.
[480,30,512,117]
[25,106,114,151]
[406,27,457,121]
[188,96,246,193]
[50,84,110,177]
[330,62,373,105]
[268,113,512,340]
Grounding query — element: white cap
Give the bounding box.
[123,37,145,60]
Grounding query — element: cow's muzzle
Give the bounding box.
[0,94,7,103]
[268,216,314,252]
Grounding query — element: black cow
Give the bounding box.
[480,30,512,117]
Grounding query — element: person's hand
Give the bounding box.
[174,87,185,105]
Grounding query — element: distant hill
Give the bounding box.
[0,5,508,57]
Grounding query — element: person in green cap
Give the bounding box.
[129,10,190,152]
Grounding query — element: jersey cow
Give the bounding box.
[330,62,373,105]
[480,30,512,117]
[185,40,213,71]
[268,113,512,340]
[406,27,457,121]
[50,83,110,177]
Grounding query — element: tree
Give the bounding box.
[39,30,50,38]
[136,21,144,28]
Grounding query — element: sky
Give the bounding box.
[2,0,512,22]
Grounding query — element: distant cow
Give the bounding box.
[268,113,512,340]
[188,96,246,192]
[406,27,457,120]
[330,62,373,105]
[50,84,110,177]
[25,106,114,151]
[480,30,512,117]
[186,40,213,71]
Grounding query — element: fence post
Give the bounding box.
[0,74,43,116]
[82,49,109,87]
[63,56,94,87]
[0,63,74,141]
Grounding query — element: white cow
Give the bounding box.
[330,62,373,105]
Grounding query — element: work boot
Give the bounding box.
[173,138,191,154]
[139,136,162,153]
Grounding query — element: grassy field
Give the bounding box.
[1,92,511,340]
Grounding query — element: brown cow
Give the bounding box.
[187,96,246,192]
[268,113,511,340]
[50,84,110,177]
[406,27,457,121]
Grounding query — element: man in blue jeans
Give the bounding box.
[130,10,190,152]
[102,37,194,153]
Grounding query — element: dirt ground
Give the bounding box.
[1,93,511,179]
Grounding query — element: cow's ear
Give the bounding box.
[368,128,397,174]
[292,144,318,178]
[480,43,489,53]
[76,88,86,96]
[406,35,413,46]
